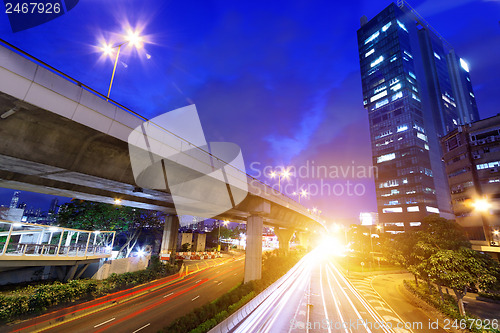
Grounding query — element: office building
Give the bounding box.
[441,115,500,258]
[9,191,20,209]
[357,1,479,232]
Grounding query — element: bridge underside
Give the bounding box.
[0,91,314,229]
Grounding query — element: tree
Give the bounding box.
[181,243,191,252]
[427,248,498,316]
[57,200,163,258]
[347,224,371,261]
[383,215,500,315]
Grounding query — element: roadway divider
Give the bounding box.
[160,251,222,261]
[8,256,232,333]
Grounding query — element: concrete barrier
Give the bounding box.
[92,255,150,280]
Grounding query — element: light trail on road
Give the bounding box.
[226,251,402,333]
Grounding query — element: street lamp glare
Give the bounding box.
[472,198,491,212]
[282,169,291,179]
[493,230,499,236]
[102,44,113,56]
[270,171,277,178]
[126,30,143,48]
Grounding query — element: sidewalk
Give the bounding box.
[339,265,451,333]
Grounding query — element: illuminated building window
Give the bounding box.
[433,52,441,60]
[375,130,392,139]
[416,132,428,142]
[383,207,403,213]
[460,58,469,72]
[371,90,388,102]
[391,83,402,91]
[371,56,384,68]
[397,124,408,132]
[426,206,439,214]
[409,222,421,226]
[397,20,408,32]
[377,153,396,163]
[365,49,375,57]
[407,206,419,212]
[375,98,389,109]
[477,161,500,170]
[382,22,392,32]
[365,31,380,45]
[392,91,403,101]
[403,50,413,59]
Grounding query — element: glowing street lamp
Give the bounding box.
[472,198,492,212]
[101,29,144,100]
[269,168,292,193]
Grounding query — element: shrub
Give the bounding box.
[0,258,179,323]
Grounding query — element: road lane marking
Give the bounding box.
[132,323,151,333]
[163,292,174,298]
[195,280,201,283]
[233,273,237,275]
[217,282,222,285]
[94,318,115,328]
[319,265,333,333]
[192,295,200,301]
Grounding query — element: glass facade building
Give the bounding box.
[357,1,479,232]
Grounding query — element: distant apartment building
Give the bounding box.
[359,212,379,226]
[357,1,479,232]
[441,115,500,258]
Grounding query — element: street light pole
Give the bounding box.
[107,43,123,100]
[217,220,221,252]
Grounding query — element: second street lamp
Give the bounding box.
[269,168,291,193]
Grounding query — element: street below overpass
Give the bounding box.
[6,257,244,333]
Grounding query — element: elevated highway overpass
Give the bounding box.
[0,39,325,282]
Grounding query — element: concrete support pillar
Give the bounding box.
[244,215,264,283]
[64,264,79,282]
[161,215,180,261]
[296,232,310,250]
[275,227,294,254]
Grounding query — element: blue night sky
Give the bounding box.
[0,0,499,223]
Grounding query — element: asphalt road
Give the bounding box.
[228,252,401,332]
[223,252,457,333]
[34,258,244,333]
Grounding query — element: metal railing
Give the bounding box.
[0,220,115,259]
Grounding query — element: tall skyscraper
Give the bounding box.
[9,191,20,209]
[49,198,59,214]
[357,1,479,232]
